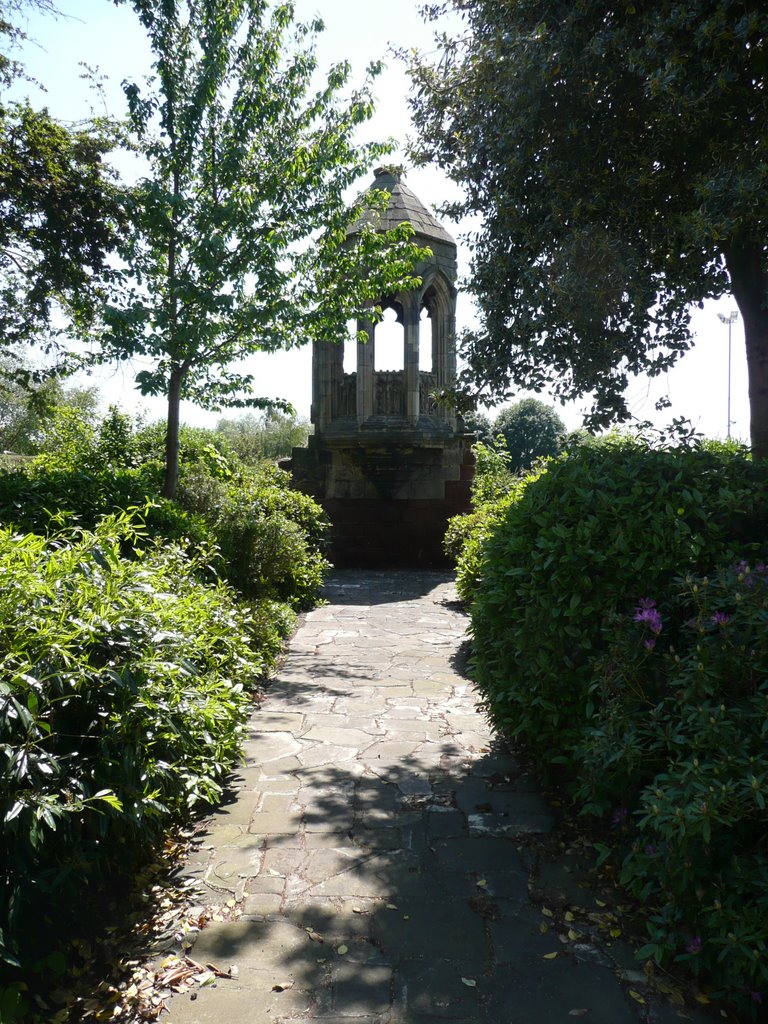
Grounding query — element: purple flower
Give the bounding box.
[643,637,656,651]
[634,599,662,634]
[711,612,731,626]
[685,935,703,954]
[737,560,749,573]
[611,806,629,826]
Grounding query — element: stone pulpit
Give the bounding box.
[289,167,474,565]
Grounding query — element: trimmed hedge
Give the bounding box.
[461,436,768,1015]
[470,437,768,765]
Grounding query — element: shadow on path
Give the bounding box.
[164,571,716,1024]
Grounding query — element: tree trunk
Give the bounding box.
[724,242,768,459]
[162,366,184,499]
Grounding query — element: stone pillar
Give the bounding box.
[312,340,333,433]
[445,305,458,429]
[403,292,420,425]
[356,319,375,425]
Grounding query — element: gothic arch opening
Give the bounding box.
[343,318,358,375]
[419,306,432,372]
[375,304,404,372]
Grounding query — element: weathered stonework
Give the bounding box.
[289,168,474,566]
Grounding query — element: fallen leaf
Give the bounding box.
[629,990,646,1005]
[542,907,554,918]
[203,961,232,980]
[386,903,397,910]
[694,993,711,1005]
[476,879,487,888]
[337,945,348,955]
[567,929,580,941]
[352,906,363,914]
[403,915,410,921]
[543,952,558,960]
[595,899,606,908]
[461,977,477,987]
[272,980,294,992]
[539,923,549,934]
[610,929,622,938]
[565,911,575,922]
[226,899,236,909]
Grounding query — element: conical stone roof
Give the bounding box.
[348,166,456,248]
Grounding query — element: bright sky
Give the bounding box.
[15,0,750,443]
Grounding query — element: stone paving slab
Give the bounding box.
[165,570,716,1024]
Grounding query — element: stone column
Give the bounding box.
[445,305,458,429]
[403,292,420,425]
[356,318,375,424]
[312,340,332,433]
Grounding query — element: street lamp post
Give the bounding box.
[717,310,739,439]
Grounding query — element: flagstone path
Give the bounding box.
[165,570,714,1024]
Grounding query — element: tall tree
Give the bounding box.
[104,0,427,499]
[406,2,768,453]
[493,398,565,474]
[0,1,123,368]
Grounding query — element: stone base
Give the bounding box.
[289,436,474,567]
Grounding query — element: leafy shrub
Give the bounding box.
[470,437,768,771]
[0,460,204,546]
[215,410,311,464]
[575,562,768,1013]
[444,440,533,602]
[0,418,330,607]
[0,514,283,984]
[213,466,329,608]
[134,421,239,480]
[0,363,99,456]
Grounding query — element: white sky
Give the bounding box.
[14,0,750,442]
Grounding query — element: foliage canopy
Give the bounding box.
[0,2,122,362]
[407,1,768,452]
[493,398,565,473]
[103,0,428,497]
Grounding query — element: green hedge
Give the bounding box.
[0,514,295,993]
[470,437,768,765]
[581,562,768,1008]
[0,432,330,609]
[462,436,768,1014]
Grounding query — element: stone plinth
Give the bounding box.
[291,433,474,567]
